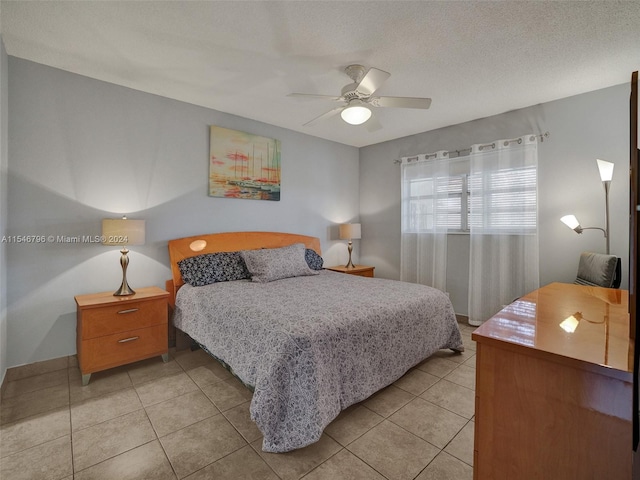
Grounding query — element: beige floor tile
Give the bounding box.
[71,387,142,432]
[72,409,156,472]
[172,348,217,371]
[185,362,232,388]
[420,380,475,419]
[145,390,219,437]
[0,407,70,458]
[461,332,477,352]
[0,434,72,480]
[443,420,474,466]
[134,372,199,407]
[127,357,184,385]
[324,405,383,446]
[463,354,477,368]
[68,355,78,368]
[457,323,477,334]
[6,343,482,480]
[389,397,467,449]
[444,364,476,391]
[222,401,262,443]
[200,376,253,412]
[347,420,440,480]
[416,356,459,378]
[0,382,69,425]
[302,448,386,480]
[251,434,341,480]
[160,414,246,478]
[415,451,473,480]
[69,367,132,405]
[2,368,69,399]
[393,368,439,395]
[74,440,176,480]
[184,444,277,480]
[362,385,415,418]
[5,356,69,382]
[432,348,474,365]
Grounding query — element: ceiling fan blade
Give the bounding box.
[365,114,383,132]
[303,106,344,126]
[288,93,342,101]
[355,67,391,96]
[370,96,432,109]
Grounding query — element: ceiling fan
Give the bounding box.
[287,64,432,130]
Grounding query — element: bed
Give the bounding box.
[167,231,463,453]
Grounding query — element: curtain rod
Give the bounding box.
[393,131,550,164]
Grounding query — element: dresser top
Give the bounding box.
[472,282,633,374]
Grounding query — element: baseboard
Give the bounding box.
[3,355,71,383]
[0,367,6,399]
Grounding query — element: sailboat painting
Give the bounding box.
[209,125,281,201]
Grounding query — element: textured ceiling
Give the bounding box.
[2,1,640,147]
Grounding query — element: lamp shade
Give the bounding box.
[596,159,614,182]
[102,218,145,246]
[560,215,580,230]
[339,223,361,240]
[340,102,372,125]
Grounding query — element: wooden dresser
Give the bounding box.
[472,282,633,479]
[325,265,375,277]
[75,286,169,385]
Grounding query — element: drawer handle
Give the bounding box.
[117,308,139,314]
[118,336,139,343]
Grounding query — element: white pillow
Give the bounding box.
[241,243,319,283]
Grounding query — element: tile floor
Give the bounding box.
[0,323,477,480]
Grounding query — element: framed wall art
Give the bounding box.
[209,125,281,201]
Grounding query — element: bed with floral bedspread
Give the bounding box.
[172,266,463,453]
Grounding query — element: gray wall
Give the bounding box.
[4,54,632,368]
[0,38,8,382]
[7,58,360,368]
[360,84,630,315]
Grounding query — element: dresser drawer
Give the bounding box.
[80,323,167,373]
[80,298,167,339]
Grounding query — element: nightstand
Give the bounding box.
[325,265,375,278]
[75,286,170,385]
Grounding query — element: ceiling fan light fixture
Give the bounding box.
[340,102,372,125]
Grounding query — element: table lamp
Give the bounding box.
[339,223,361,269]
[102,216,146,296]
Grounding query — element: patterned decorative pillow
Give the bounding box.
[305,248,324,270]
[241,243,319,283]
[178,251,250,287]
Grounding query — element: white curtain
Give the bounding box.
[468,135,539,326]
[400,151,451,291]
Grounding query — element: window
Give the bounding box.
[404,165,536,234]
[468,165,537,233]
[406,175,464,232]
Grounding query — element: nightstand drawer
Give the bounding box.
[325,265,375,277]
[81,298,167,339]
[81,323,167,373]
[348,269,374,277]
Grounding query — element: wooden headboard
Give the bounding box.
[166,231,322,306]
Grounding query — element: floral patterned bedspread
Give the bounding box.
[173,270,463,452]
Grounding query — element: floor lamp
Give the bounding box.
[560,159,614,254]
